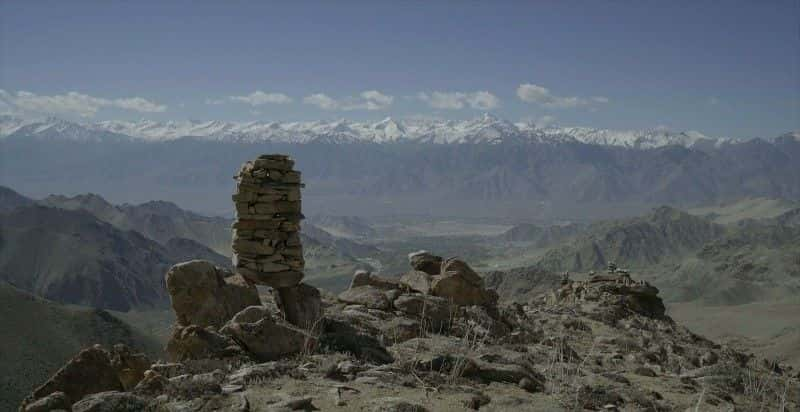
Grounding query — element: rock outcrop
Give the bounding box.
[220,306,314,361]
[20,346,125,410]
[408,250,443,276]
[165,325,243,362]
[273,282,322,329]
[165,260,260,329]
[547,265,666,320]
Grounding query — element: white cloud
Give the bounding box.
[206,91,293,106]
[359,90,394,110]
[417,91,500,110]
[707,96,720,105]
[303,93,340,110]
[229,91,292,106]
[516,84,608,109]
[0,89,166,117]
[303,90,393,111]
[113,97,168,113]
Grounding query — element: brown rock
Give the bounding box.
[132,370,170,397]
[429,258,493,306]
[109,344,151,391]
[165,324,243,362]
[399,270,433,294]
[408,251,442,275]
[350,270,405,291]
[338,286,392,310]
[21,346,122,409]
[22,391,68,412]
[221,312,314,362]
[165,260,260,329]
[70,391,149,412]
[273,283,322,330]
[350,270,372,288]
[393,294,452,332]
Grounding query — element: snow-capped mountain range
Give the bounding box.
[1,113,794,148]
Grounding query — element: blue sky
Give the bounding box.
[1,1,797,138]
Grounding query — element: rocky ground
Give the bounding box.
[19,255,800,411]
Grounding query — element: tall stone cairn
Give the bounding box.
[232,154,304,288]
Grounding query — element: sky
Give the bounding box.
[0,1,798,138]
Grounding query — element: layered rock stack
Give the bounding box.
[232,154,305,288]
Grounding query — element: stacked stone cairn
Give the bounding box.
[232,154,305,288]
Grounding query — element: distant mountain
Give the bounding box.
[660,220,800,304]
[537,206,725,272]
[1,113,785,148]
[42,193,233,256]
[775,208,800,227]
[2,116,799,219]
[0,205,227,311]
[519,205,800,305]
[0,281,159,412]
[0,186,34,213]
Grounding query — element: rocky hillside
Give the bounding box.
[537,206,725,272]
[0,205,227,310]
[483,266,563,303]
[0,282,159,412]
[18,254,799,411]
[0,185,34,213]
[41,193,234,256]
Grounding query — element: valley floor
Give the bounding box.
[669,300,800,368]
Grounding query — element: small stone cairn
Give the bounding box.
[232,154,305,288]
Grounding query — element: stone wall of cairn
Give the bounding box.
[232,154,304,288]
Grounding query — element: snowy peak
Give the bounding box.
[0,115,786,149]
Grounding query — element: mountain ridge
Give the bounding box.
[3,114,795,149]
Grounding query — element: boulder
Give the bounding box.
[221,309,313,361]
[273,283,322,329]
[408,251,442,276]
[22,391,69,412]
[319,318,394,364]
[399,270,433,294]
[169,370,224,398]
[464,358,545,388]
[165,324,243,362]
[456,305,511,338]
[350,270,372,288]
[165,260,261,329]
[132,370,171,397]
[109,344,151,391]
[379,317,422,343]
[393,294,452,332]
[430,258,493,306]
[338,286,392,310]
[20,346,123,409]
[349,270,405,291]
[71,391,149,412]
[230,305,272,324]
